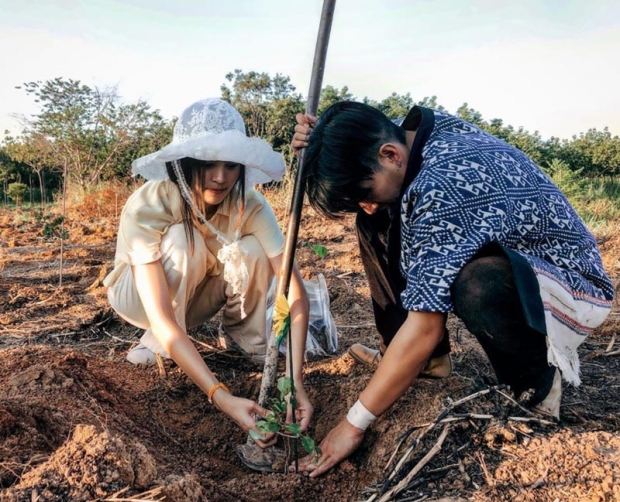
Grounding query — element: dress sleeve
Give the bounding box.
[116,180,183,266]
[242,190,285,258]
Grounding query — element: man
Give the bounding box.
[290,102,614,477]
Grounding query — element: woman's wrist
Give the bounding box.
[209,383,232,411]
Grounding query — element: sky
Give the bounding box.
[1,0,619,140]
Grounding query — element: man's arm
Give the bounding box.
[295,310,446,477]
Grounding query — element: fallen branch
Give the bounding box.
[605,334,616,353]
[384,429,416,472]
[366,383,559,501]
[373,388,493,501]
[103,484,165,501]
[475,451,494,488]
[187,335,221,352]
[102,329,134,344]
[376,425,451,502]
[493,388,538,417]
[507,416,555,426]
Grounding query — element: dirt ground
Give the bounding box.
[0,190,619,502]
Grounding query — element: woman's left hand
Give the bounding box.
[287,384,314,432]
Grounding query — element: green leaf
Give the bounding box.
[277,376,291,397]
[311,244,328,259]
[255,420,270,433]
[249,429,267,441]
[266,422,279,433]
[272,401,286,414]
[255,420,279,434]
[266,413,279,423]
[285,423,301,435]
[301,435,317,454]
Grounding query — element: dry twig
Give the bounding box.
[155,353,167,379]
[605,334,616,352]
[376,425,451,502]
[382,388,491,488]
[370,388,493,502]
[507,416,554,426]
[475,451,494,487]
[103,485,165,501]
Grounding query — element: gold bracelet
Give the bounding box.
[208,382,230,404]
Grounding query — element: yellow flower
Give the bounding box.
[273,294,291,345]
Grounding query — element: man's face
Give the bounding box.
[358,155,405,214]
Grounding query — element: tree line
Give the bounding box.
[1,71,619,205]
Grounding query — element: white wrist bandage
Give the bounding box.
[346,399,377,431]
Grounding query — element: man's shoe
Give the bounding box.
[348,343,382,367]
[126,343,158,365]
[420,353,453,379]
[530,368,561,420]
[347,343,452,378]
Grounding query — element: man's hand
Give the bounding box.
[213,392,277,448]
[291,113,317,156]
[292,418,365,478]
[287,384,314,432]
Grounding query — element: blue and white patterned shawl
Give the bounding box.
[399,108,614,385]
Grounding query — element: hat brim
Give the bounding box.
[131,130,286,186]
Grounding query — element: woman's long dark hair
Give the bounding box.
[165,157,246,252]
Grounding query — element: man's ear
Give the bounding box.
[378,143,402,165]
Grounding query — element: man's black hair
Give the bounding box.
[303,101,406,218]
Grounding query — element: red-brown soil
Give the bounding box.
[0,190,619,502]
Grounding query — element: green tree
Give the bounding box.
[0,144,32,204]
[221,69,305,166]
[19,78,172,188]
[374,92,414,120]
[456,103,486,127]
[545,158,585,204]
[568,128,620,176]
[4,132,57,203]
[318,85,355,116]
[0,147,17,205]
[416,95,445,111]
[7,182,28,206]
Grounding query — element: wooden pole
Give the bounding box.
[258,0,337,407]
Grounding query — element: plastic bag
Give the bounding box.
[265,273,338,360]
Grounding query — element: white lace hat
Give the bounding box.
[131,98,286,186]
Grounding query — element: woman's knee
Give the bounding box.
[160,224,208,272]
[240,235,272,279]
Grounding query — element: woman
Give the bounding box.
[104,98,312,445]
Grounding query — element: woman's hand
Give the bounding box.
[287,384,314,432]
[212,391,277,448]
[291,113,317,155]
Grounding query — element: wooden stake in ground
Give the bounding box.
[257,0,337,409]
[235,0,337,474]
